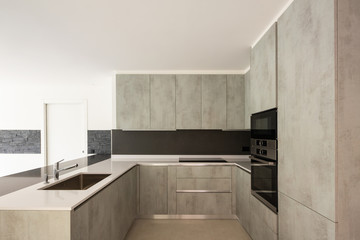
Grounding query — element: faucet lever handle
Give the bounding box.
[44,173,51,183]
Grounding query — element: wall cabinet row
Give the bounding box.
[116,74,245,130]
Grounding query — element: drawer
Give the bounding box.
[176,193,232,215]
[176,166,231,179]
[176,179,231,192]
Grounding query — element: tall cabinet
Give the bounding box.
[277,0,360,239]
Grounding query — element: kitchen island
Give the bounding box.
[0,155,252,240]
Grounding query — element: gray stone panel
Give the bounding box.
[0,130,41,154]
[87,130,111,154]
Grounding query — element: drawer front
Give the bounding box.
[176,166,231,179]
[176,179,231,192]
[176,193,232,215]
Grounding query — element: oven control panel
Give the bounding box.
[251,138,277,161]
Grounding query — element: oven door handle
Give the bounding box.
[250,156,276,166]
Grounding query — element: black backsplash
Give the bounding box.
[112,130,250,155]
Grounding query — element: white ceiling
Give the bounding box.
[0,0,293,84]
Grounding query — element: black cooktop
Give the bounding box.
[179,158,227,163]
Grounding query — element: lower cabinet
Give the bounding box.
[234,166,278,240]
[71,167,138,240]
[175,166,233,215]
[235,166,251,233]
[139,166,168,215]
[249,195,278,240]
[177,193,232,215]
[138,165,233,216]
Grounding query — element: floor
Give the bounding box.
[124,219,252,240]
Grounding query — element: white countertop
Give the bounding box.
[0,155,250,211]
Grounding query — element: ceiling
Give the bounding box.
[0,0,293,84]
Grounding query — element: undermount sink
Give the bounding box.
[41,173,111,190]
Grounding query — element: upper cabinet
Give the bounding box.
[250,23,277,114]
[116,75,150,129]
[202,75,227,129]
[244,71,251,129]
[175,75,202,129]
[116,74,246,130]
[150,75,176,129]
[227,75,245,129]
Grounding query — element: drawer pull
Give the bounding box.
[176,190,231,193]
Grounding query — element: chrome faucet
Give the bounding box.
[53,159,79,180]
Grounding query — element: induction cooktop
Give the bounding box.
[179,158,227,163]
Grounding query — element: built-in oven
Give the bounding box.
[250,108,278,213]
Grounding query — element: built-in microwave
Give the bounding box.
[250,108,278,213]
[251,108,277,140]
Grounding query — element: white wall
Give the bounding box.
[0,81,112,176]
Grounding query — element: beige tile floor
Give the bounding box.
[124,219,252,240]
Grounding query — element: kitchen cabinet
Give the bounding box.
[244,71,251,129]
[71,167,137,240]
[150,75,176,129]
[250,23,277,114]
[234,166,251,233]
[176,166,231,179]
[175,75,202,129]
[226,75,245,129]
[249,195,278,240]
[139,166,168,215]
[116,74,247,130]
[202,75,227,129]
[176,166,232,215]
[233,166,277,240]
[116,75,150,129]
[177,193,232,215]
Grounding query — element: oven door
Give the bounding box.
[251,108,277,140]
[251,156,278,213]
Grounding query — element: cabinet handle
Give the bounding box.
[176,190,231,193]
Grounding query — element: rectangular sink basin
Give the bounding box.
[41,173,111,190]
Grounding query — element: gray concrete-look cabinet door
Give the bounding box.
[150,75,176,129]
[175,75,202,129]
[250,23,277,114]
[235,167,251,234]
[176,166,231,179]
[71,168,137,240]
[116,74,150,129]
[227,75,245,129]
[202,75,227,129]
[139,166,168,215]
[0,210,71,240]
[244,71,251,129]
[249,195,278,240]
[177,178,231,191]
[176,193,232,215]
[168,166,177,214]
[277,0,335,224]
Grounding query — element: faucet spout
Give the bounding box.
[53,160,78,180]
